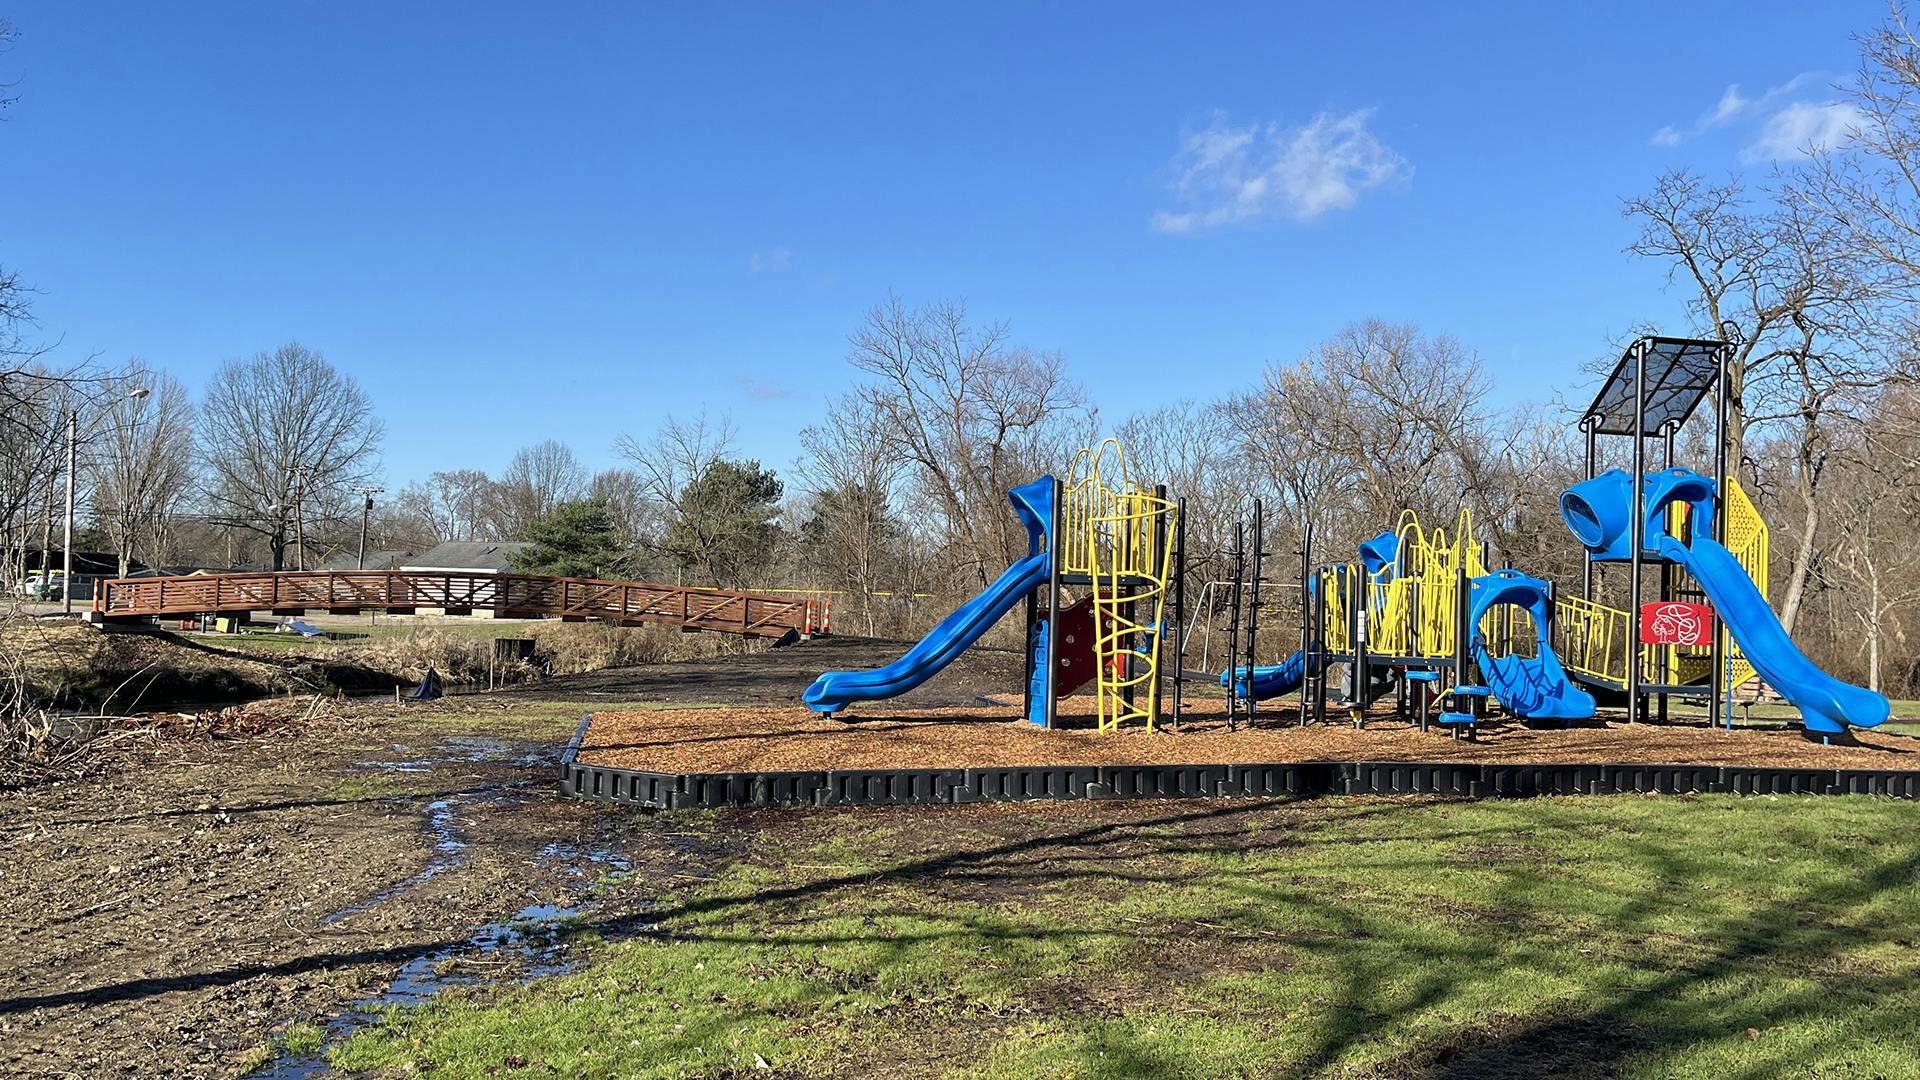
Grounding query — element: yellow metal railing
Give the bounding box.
[1062,439,1179,732]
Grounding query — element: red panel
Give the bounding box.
[1640,601,1713,646]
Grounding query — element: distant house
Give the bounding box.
[317,549,415,572]
[400,541,531,575]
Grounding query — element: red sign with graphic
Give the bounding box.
[1640,602,1714,646]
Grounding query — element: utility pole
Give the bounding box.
[288,465,309,572]
[61,409,76,615]
[354,486,384,569]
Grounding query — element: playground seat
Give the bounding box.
[1450,685,1491,697]
[1404,670,1441,730]
[1436,709,1478,741]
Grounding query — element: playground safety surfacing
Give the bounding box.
[562,702,1920,810]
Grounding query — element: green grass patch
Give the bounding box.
[331,796,1920,1078]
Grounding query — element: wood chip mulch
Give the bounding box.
[577,698,1920,775]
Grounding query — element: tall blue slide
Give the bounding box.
[1660,533,1889,735]
[804,477,1054,715]
[1562,468,1888,735]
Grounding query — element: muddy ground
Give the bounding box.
[0,636,1023,1077]
[3,633,1897,1077]
[528,635,1025,707]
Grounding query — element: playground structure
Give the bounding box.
[806,440,1182,731]
[1223,335,1889,739]
[87,569,830,640]
[806,335,1888,741]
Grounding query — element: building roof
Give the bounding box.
[400,541,531,574]
[317,548,416,572]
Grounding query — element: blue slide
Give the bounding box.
[1660,533,1890,735]
[1222,648,1316,701]
[1468,570,1596,720]
[804,477,1055,715]
[1562,467,1888,734]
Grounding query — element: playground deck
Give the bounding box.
[576,701,1919,774]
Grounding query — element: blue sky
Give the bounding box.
[0,2,1878,490]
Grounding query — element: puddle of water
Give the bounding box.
[318,798,468,926]
[538,841,632,879]
[256,899,590,1079]
[262,760,675,1075]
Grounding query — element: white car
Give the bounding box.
[13,571,65,600]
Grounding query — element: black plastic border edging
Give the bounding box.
[560,714,1920,809]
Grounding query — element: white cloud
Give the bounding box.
[1650,74,1818,147]
[736,376,794,401]
[748,247,790,272]
[1151,109,1410,233]
[1706,84,1750,127]
[1743,101,1864,161]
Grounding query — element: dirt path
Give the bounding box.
[0,704,700,1078]
[528,635,1024,707]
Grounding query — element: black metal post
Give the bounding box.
[1226,521,1244,731]
[1713,343,1732,730]
[1246,498,1264,725]
[1627,339,1647,725]
[1299,521,1311,727]
[1149,484,1169,724]
[1171,495,1187,730]
[1582,419,1597,602]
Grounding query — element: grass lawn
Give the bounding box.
[207,617,553,653]
[331,794,1920,1079]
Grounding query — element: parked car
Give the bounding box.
[14,571,65,600]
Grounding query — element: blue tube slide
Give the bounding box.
[1560,467,1888,734]
[804,477,1055,715]
[1221,648,1318,701]
[1468,570,1596,720]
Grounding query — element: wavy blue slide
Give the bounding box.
[1660,533,1890,735]
[803,552,1050,714]
[1468,570,1596,720]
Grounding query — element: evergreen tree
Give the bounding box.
[510,496,626,579]
[662,460,783,586]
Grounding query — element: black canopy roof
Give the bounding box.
[1580,336,1728,436]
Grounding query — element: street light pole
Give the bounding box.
[287,465,309,572]
[61,409,75,615]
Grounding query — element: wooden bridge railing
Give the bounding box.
[92,571,829,639]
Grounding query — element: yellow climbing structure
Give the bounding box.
[1058,440,1179,732]
[1321,508,1491,660]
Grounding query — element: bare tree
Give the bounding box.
[87,359,194,576]
[849,296,1093,590]
[395,468,494,543]
[484,440,588,539]
[1625,172,1894,632]
[199,343,384,570]
[797,393,908,634]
